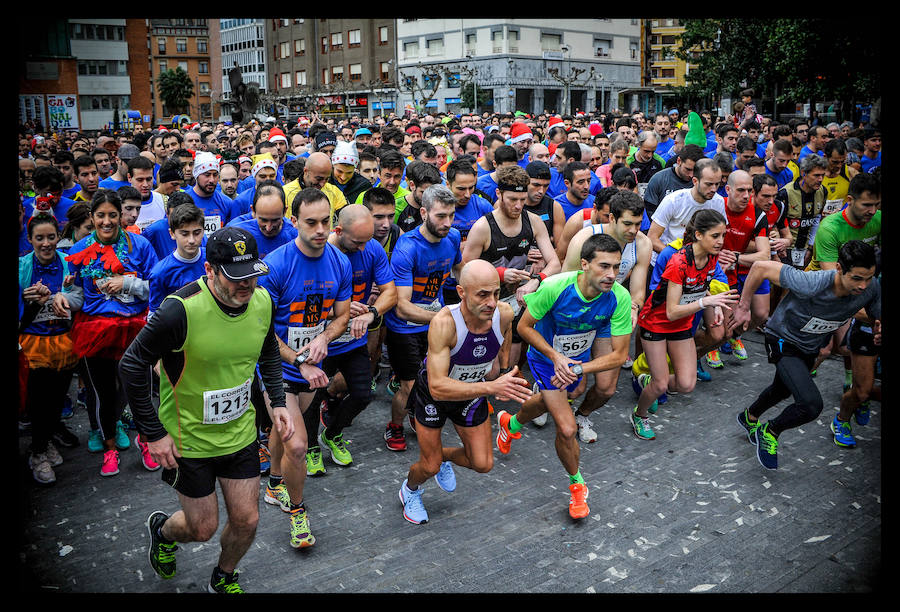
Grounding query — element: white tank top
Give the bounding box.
[591,224,638,283]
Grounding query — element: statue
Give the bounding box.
[227,63,260,124]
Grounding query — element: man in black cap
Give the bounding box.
[314,131,338,159]
[119,227,292,594]
[99,143,140,191]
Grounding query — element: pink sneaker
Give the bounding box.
[135,435,161,471]
[100,449,120,477]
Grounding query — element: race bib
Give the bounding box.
[552,330,596,357]
[287,321,326,352]
[136,217,157,231]
[449,362,491,382]
[822,199,843,216]
[638,182,649,198]
[332,317,362,344]
[31,294,70,324]
[800,317,848,334]
[790,248,806,268]
[680,290,706,305]
[409,298,442,325]
[202,378,252,425]
[204,215,222,235]
[500,294,521,316]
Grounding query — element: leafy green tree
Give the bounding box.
[156,67,195,116]
[460,82,491,111]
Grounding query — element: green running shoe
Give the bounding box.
[208,569,244,593]
[264,483,291,512]
[631,406,656,440]
[306,447,326,476]
[736,409,760,443]
[146,510,178,579]
[289,507,316,548]
[754,423,778,470]
[320,431,353,466]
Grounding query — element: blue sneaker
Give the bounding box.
[855,402,871,426]
[88,429,104,453]
[736,409,760,443]
[720,341,733,355]
[631,374,642,397]
[434,461,457,492]
[399,479,428,524]
[830,416,856,447]
[636,374,660,414]
[754,423,778,470]
[120,410,137,431]
[697,359,712,382]
[115,421,131,451]
[61,397,74,419]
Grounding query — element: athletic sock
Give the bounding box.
[569,471,585,485]
[289,500,305,512]
[509,414,522,434]
[268,474,283,489]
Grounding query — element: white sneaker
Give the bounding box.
[29,453,57,484]
[621,356,634,369]
[532,412,548,427]
[575,413,598,443]
[44,442,63,467]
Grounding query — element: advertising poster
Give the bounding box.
[47,94,80,130]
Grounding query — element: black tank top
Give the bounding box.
[481,211,536,298]
[525,195,556,239]
[396,200,423,233]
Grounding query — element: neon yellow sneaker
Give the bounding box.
[729,338,748,360]
[264,483,290,512]
[706,350,724,369]
[306,447,326,477]
[289,507,316,548]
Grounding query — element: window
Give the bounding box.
[72,23,84,39]
[427,38,443,56]
[379,26,388,45]
[295,39,305,55]
[661,68,675,78]
[294,18,304,24]
[595,38,611,57]
[296,70,307,86]
[349,29,360,48]
[280,72,291,88]
[322,68,329,84]
[199,61,209,74]
[176,38,187,53]
[280,41,290,58]
[331,32,342,49]
[200,103,211,119]
[332,65,344,81]
[159,59,167,72]
[661,35,676,45]
[508,29,519,52]
[404,41,419,58]
[540,33,561,51]
[197,38,207,53]
[199,82,210,94]
[321,36,328,53]
[446,72,461,87]
[280,19,290,27]
[158,37,167,53]
[491,30,503,53]
[349,63,362,81]
[178,61,188,72]
[465,32,476,54]
[380,61,391,81]
[630,42,639,60]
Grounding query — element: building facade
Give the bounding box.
[148,18,213,124]
[395,18,643,117]
[639,18,698,114]
[267,18,396,120]
[218,18,269,121]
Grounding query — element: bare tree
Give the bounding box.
[398,62,445,113]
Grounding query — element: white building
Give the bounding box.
[219,18,269,120]
[395,18,643,116]
[69,19,134,131]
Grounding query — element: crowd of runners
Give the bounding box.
[18,96,880,592]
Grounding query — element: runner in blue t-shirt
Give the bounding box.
[147,204,207,316]
[229,181,298,260]
[189,153,240,235]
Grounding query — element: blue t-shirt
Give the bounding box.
[19,252,71,336]
[237,175,255,194]
[231,184,257,215]
[67,232,158,317]
[19,226,33,257]
[98,177,131,191]
[148,248,207,315]
[230,218,298,260]
[141,217,209,261]
[476,173,500,203]
[188,188,239,234]
[62,185,81,200]
[554,191,595,222]
[259,241,353,384]
[655,138,675,159]
[860,151,881,173]
[651,243,728,289]
[326,238,394,356]
[764,164,794,190]
[384,227,462,335]
[444,195,494,291]
[797,145,824,162]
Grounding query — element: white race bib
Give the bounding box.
[287,321,326,352]
[202,378,252,425]
[800,317,848,334]
[448,362,492,382]
[638,182,649,198]
[822,199,843,216]
[409,298,442,325]
[136,217,157,231]
[31,294,70,324]
[332,317,362,344]
[204,215,222,235]
[790,248,806,268]
[680,290,706,305]
[500,294,521,316]
[552,330,596,357]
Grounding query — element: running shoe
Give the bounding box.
[575,413,598,443]
[100,449,120,477]
[384,422,407,451]
[531,382,548,427]
[43,441,63,467]
[631,407,655,440]
[706,350,724,369]
[728,338,748,360]
[289,507,316,548]
[568,482,590,519]
[208,569,244,593]
[371,377,377,392]
[636,374,659,414]
[830,416,856,448]
[318,398,330,429]
[495,410,521,455]
[264,483,291,511]
[621,355,634,369]
[146,510,177,579]
[810,369,817,377]
[843,370,853,393]
[320,431,353,466]
[386,374,400,396]
[88,429,103,453]
[408,413,418,433]
[120,409,137,431]
[115,421,131,451]
[61,396,74,419]
[434,461,457,492]
[736,409,759,443]
[52,423,79,448]
[76,385,87,410]
[754,423,778,470]
[29,453,56,485]
[135,435,161,471]
[259,442,271,475]
[720,341,733,355]
[696,359,712,382]
[855,401,871,426]
[306,447,327,476]
[399,479,428,524]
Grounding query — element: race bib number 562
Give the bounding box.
[552,330,596,357]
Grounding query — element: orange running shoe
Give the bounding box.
[495,410,521,455]
[569,482,590,519]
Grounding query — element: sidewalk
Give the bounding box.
[18,331,881,593]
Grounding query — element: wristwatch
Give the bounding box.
[293,353,307,368]
[570,364,584,376]
[368,305,379,318]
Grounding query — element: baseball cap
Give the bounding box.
[116,143,140,162]
[206,227,269,281]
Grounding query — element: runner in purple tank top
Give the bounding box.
[399,260,532,524]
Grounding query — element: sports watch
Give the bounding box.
[570,364,584,376]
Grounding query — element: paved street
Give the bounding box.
[18,330,881,594]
